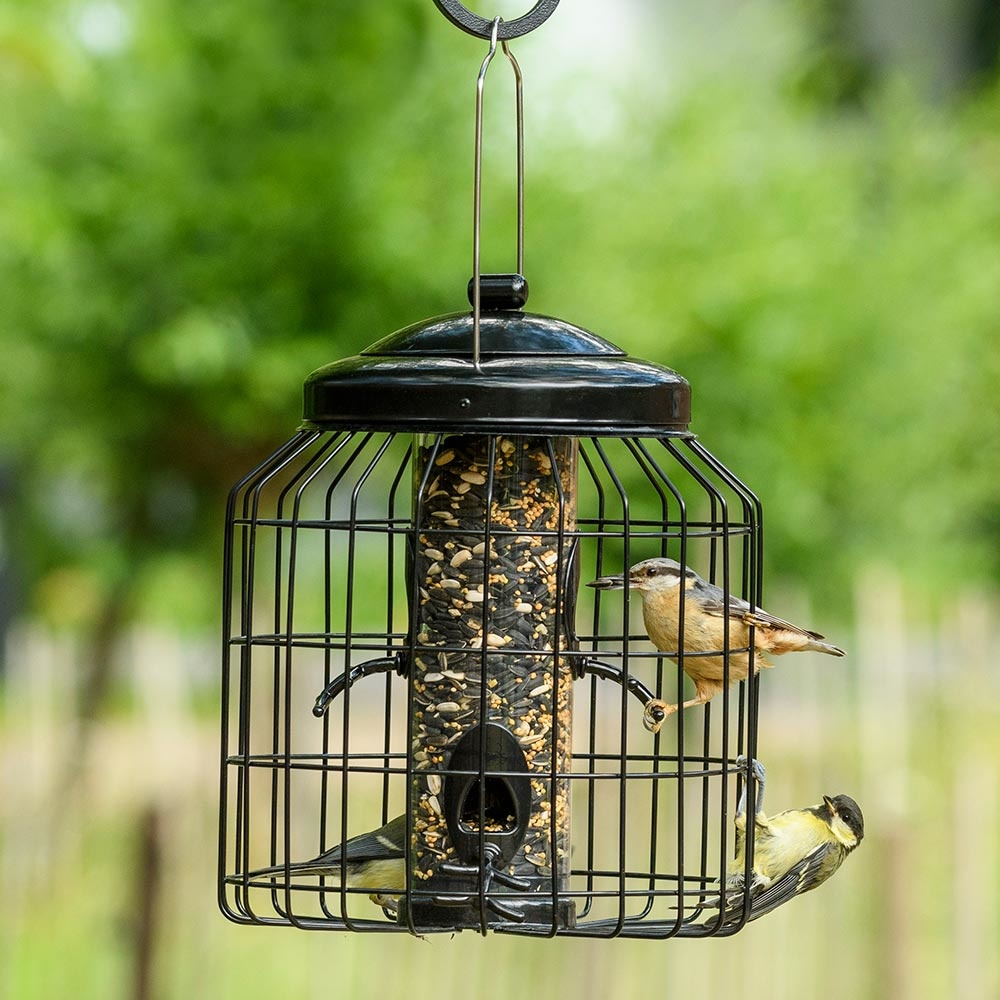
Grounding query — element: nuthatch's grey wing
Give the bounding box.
[687,577,754,619]
[689,578,827,641]
[739,609,827,641]
[744,840,842,922]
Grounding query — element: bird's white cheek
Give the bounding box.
[830,816,858,849]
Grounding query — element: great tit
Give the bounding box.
[719,757,864,923]
[249,813,406,914]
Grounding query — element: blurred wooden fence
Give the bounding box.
[0,571,997,1000]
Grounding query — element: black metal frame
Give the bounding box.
[219,426,762,937]
[431,0,559,41]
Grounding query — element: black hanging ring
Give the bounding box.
[433,0,559,40]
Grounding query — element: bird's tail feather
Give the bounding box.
[247,860,341,880]
[804,639,846,657]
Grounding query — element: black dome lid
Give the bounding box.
[303,310,691,436]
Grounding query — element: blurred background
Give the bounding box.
[1,0,998,997]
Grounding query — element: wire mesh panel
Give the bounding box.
[566,436,762,937]
[219,425,763,937]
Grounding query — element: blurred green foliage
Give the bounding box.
[0,0,997,636]
[2,6,999,1000]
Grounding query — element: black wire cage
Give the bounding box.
[219,0,767,940]
[218,303,764,938]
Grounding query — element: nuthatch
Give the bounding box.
[719,756,864,923]
[249,814,406,914]
[588,557,845,731]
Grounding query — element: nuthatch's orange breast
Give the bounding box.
[639,585,682,652]
[640,585,755,682]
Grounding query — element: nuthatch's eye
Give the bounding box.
[647,566,657,576]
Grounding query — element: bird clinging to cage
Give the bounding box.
[247,814,406,914]
[587,557,845,732]
[712,756,864,923]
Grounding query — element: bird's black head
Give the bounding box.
[822,794,865,848]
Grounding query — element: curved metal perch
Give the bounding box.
[312,652,408,717]
[312,652,664,728]
[575,657,667,728]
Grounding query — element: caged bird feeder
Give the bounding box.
[219,0,767,938]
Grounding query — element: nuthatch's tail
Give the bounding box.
[804,639,846,657]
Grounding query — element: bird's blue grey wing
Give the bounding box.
[739,608,826,640]
[690,578,826,640]
[688,577,754,619]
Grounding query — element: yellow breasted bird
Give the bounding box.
[248,814,406,914]
[720,756,864,923]
[588,558,845,732]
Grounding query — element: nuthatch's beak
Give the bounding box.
[587,574,627,590]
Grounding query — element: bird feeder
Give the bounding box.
[219,1,763,938]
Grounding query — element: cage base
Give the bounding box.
[400,897,577,933]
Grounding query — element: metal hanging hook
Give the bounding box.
[471,17,525,369]
[433,0,559,40]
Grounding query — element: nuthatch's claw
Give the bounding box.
[642,699,673,734]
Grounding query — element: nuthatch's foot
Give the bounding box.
[642,698,675,734]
